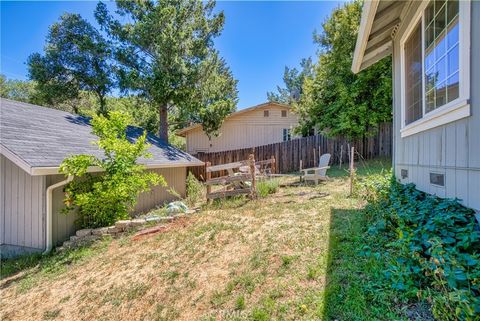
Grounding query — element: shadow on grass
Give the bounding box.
[322,207,407,321]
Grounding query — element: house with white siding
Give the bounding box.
[0,98,203,258]
[352,0,479,212]
[176,102,299,154]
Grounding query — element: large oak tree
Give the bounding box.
[95,0,237,142]
[27,13,113,115]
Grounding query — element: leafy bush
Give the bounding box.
[60,111,165,228]
[185,172,204,206]
[256,179,279,198]
[361,175,480,320]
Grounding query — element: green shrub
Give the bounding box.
[361,175,480,320]
[256,179,279,198]
[60,111,165,228]
[185,172,204,206]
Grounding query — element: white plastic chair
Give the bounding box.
[301,153,331,185]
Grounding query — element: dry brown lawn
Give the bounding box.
[1,177,364,321]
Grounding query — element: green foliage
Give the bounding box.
[185,172,204,206]
[0,74,38,103]
[361,175,480,320]
[295,1,392,139]
[256,179,279,198]
[267,57,314,107]
[27,13,113,115]
[60,111,165,228]
[95,0,237,141]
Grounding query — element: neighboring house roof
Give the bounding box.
[352,1,407,73]
[0,98,203,176]
[176,101,292,136]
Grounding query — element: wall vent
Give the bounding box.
[430,173,445,187]
[401,169,408,179]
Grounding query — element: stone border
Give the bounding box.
[56,209,198,252]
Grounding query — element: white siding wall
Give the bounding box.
[392,1,480,210]
[185,105,299,153]
[0,155,46,250]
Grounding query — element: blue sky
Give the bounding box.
[1,1,344,109]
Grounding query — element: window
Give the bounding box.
[424,0,459,112]
[264,110,269,117]
[404,22,423,125]
[283,128,291,142]
[281,110,287,117]
[400,0,470,137]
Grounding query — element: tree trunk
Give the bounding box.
[158,104,169,143]
[98,94,107,116]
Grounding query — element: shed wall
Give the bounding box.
[0,155,46,253]
[50,166,188,245]
[185,105,298,153]
[392,1,480,210]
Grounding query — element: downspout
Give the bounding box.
[43,176,73,255]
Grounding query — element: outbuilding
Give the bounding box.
[0,98,203,257]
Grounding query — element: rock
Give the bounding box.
[159,216,174,223]
[70,235,80,242]
[56,246,65,252]
[130,218,146,227]
[115,220,131,230]
[92,227,109,236]
[62,240,73,248]
[76,228,92,237]
[185,209,196,215]
[107,226,120,234]
[145,216,162,223]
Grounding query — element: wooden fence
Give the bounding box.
[188,122,392,180]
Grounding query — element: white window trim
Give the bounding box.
[399,0,471,138]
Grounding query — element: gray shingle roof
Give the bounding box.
[0,98,203,170]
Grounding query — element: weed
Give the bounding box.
[235,295,245,310]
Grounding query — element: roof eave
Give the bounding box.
[352,0,380,74]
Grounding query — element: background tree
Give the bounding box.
[0,74,38,103]
[267,57,314,105]
[295,1,392,140]
[95,0,237,143]
[28,13,113,115]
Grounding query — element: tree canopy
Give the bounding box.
[95,0,237,142]
[290,1,392,140]
[27,13,113,115]
[267,57,314,105]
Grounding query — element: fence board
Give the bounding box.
[188,122,392,180]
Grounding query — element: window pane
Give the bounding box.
[447,71,459,103]
[423,0,459,113]
[447,0,459,24]
[435,55,447,83]
[447,21,459,48]
[435,80,447,106]
[447,44,459,75]
[405,22,423,125]
[426,89,435,113]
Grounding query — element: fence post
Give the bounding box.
[339,145,343,169]
[349,147,354,197]
[249,154,257,199]
[271,155,276,174]
[313,148,316,168]
[206,162,211,200]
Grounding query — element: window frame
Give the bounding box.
[399,0,470,138]
[264,110,269,117]
[282,128,291,142]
